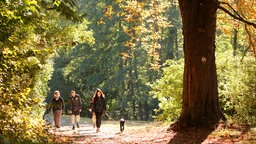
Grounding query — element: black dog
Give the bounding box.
[120,118,125,132]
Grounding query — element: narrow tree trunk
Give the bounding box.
[174,27,178,59]
[138,99,143,120]
[175,0,224,128]
[128,65,137,120]
[233,27,238,56]
[169,27,175,59]
[144,100,149,121]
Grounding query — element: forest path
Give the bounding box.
[45,114,256,144]
[45,114,172,144]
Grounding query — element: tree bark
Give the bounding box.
[175,0,224,128]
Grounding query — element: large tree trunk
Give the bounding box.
[175,0,225,128]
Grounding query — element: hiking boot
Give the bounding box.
[72,125,75,130]
[77,123,79,128]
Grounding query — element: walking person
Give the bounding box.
[68,90,82,130]
[48,90,65,129]
[91,88,106,133]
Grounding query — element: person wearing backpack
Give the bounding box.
[91,88,106,133]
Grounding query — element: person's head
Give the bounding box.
[96,88,104,98]
[71,90,76,97]
[54,91,60,98]
[97,91,101,97]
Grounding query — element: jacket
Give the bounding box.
[69,94,82,111]
[49,97,65,111]
[92,96,106,113]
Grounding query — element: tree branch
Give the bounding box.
[218,2,256,29]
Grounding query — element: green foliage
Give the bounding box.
[215,19,256,126]
[0,45,52,142]
[217,51,256,126]
[0,0,84,143]
[150,59,183,122]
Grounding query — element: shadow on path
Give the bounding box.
[168,127,213,144]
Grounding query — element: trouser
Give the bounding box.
[53,110,62,128]
[95,112,103,128]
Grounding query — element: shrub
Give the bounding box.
[217,52,256,126]
[150,59,183,122]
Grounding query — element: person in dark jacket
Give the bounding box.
[48,90,65,128]
[69,90,82,130]
[89,92,99,128]
[92,88,106,133]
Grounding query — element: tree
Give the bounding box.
[174,0,223,128]
[173,0,256,128]
[0,0,84,142]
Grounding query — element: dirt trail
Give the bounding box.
[45,114,256,144]
[46,114,172,144]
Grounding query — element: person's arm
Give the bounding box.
[68,97,72,114]
[92,97,95,113]
[90,91,97,113]
[61,97,65,111]
[88,97,93,113]
[78,95,82,111]
[47,98,54,112]
[102,97,106,115]
[103,98,106,111]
